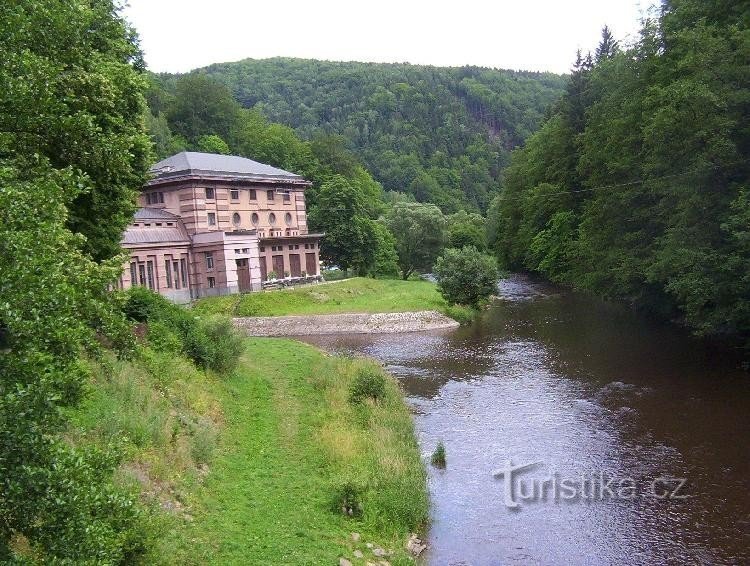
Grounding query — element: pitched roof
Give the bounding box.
[148,151,307,184]
[133,207,180,220]
[122,227,190,246]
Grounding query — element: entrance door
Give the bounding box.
[259,256,267,281]
[272,254,285,278]
[236,258,252,292]
[289,254,301,277]
[305,253,317,275]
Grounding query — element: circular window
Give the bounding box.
[285,212,293,225]
[232,212,241,226]
[251,212,259,225]
[268,213,277,225]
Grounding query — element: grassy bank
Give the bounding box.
[194,277,475,323]
[70,336,428,564]
[169,338,427,564]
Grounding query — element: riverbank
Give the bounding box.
[165,338,428,563]
[194,277,475,324]
[233,310,459,336]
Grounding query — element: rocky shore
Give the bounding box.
[233,310,459,336]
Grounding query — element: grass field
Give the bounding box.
[166,338,428,564]
[194,277,474,322]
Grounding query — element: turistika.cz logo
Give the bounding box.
[492,460,689,509]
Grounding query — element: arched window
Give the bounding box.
[251,212,259,225]
[268,213,277,225]
[232,212,241,226]
[285,212,293,225]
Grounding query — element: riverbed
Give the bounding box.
[302,274,750,565]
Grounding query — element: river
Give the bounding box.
[302,274,750,565]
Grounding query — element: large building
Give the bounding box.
[119,151,322,302]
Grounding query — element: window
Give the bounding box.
[283,191,291,202]
[208,277,216,289]
[180,259,188,287]
[242,248,249,254]
[205,252,214,270]
[167,222,174,226]
[206,187,215,199]
[251,212,259,225]
[165,260,172,288]
[145,193,151,205]
[146,261,155,290]
[173,260,181,289]
[207,212,216,226]
[130,262,137,285]
[268,213,276,225]
[288,245,294,250]
[158,192,165,204]
[232,212,241,226]
[259,246,265,252]
[267,189,274,201]
[285,212,293,225]
[230,189,240,200]
[249,189,257,200]
[235,249,241,254]
[156,222,162,226]
[138,264,146,286]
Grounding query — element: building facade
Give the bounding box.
[119,151,322,301]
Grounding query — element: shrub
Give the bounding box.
[431,441,446,468]
[330,478,365,517]
[349,367,387,403]
[121,286,171,322]
[433,246,498,307]
[185,316,244,374]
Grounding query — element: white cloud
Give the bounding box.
[123,0,648,74]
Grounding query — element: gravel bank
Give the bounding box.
[233,311,460,336]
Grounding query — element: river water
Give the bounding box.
[302,274,750,565]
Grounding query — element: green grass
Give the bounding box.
[167,338,428,564]
[194,276,475,322]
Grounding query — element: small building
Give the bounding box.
[119,151,323,301]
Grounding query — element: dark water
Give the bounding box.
[302,274,750,565]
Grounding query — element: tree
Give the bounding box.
[0,0,152,260]
[595,25,619,63]
[447,210,487,251]
[433,246,499,307]
[197,134,231,154]
[309,175,377,274]
[371,222,400,278]
[384,202,447,279]
[0,157,145,561]
[167,74,241,144]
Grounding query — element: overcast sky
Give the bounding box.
[123,0,649,75]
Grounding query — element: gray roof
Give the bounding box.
[122,227,189,246]
[133,208,179,220]
[148,151,306,184]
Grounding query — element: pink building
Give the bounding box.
[120,152,322,301]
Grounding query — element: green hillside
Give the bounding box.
[157,58,566,211]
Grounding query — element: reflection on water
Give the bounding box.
[303,274,750,565]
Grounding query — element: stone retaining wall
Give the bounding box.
[233,311,459,336]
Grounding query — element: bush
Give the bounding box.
[330,478,365,517]
[348,367,387,403]
[431,441,446,468]
[120,288,243,375]
[433,246,498,307]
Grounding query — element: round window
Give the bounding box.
[268,213,277,225]
[285,212,293,225]
[251,212,259,225]
[232,212,241,226]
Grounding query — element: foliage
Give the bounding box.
[431,442,447,468]
[371,221,401,278]
[121,288,243,374]
[349,367,388,404]
[197,134,231,154]
[309,175,378,273]
[433,246,499,307]
[173,58,567,212]
[385,202,447,279]
[488,5,750,344]
[0,0,152,261]
[0,156,146,562]
[447,209,487,251]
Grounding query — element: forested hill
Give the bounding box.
[159,58,566,211]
